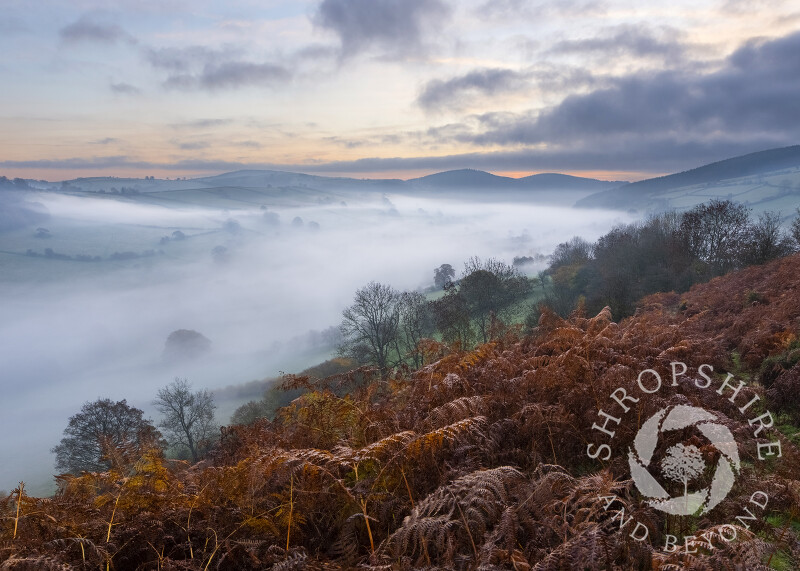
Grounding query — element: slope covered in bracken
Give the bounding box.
[4,255,800,570]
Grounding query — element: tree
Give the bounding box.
[230,400,271,425]
[163,329,211,361]
[153,378,217,462]
[661,443,705,512]
[433,264,455,289]
[459,257,530,344]
[430,282,473,349]
[549,236,592,270]
[742,211,794,265]
[339,282,401,377]
[51,399,162,475]
[395,291,434,369]
[679,199,751,276]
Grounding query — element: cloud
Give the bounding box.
[144,45,290,90]
[425,31,800,164]
[417,68,531,111]
[417,67,596,111]
[549,25,688,62]
[231,140,263,149]
[176,141,210,150]
[164,61,290,90]
[110,82,141,95]
[2,141,780,178]
[478,0,606,21]
[170,118,234,130]
[314,0,450,58]
[90,138,119,145]
[144,46,239,72]
[60,16,135,45]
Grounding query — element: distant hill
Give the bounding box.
[19,168,625,208]
[577,145,800,212]
[409,169,515,188]
[406,169,626,193]
[516,172,625,191]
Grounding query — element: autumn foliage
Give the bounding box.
[4,255,800,569]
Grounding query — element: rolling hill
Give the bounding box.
[577,145,800,213]
[16,168,626,209]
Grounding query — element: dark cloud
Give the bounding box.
[110,82,141,95]
[418,68,531,111]
[549,25,688,62]
[418,67,595,111]
[176,141,210,150]
[144,46,239,72]
[60,17,135,45]
[144,46,290,90]
[90,138,118,145]
[434,31,800,160]
[183,61,290,90]
[314,0,449,58]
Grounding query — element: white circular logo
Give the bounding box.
[627,405,741,516]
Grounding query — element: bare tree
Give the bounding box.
[395,290,434,369]
[52,399,162,475]
[153,378,217,462]
[339,282,401,377]
[743,210,794,264]
[679,199,751,275]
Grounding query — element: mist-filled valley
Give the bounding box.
[0,181,632,494]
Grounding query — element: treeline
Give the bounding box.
[338,257,532,377]
[541,200,800,319]
[25,247,161,262]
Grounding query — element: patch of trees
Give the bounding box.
[24,248,158,262]
[541,200,798,319]
[337,258,531,376]
[0,176,30,190]
[163,329,211,362]
[159,230,186,244]
[51,379,219,478]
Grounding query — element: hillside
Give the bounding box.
[577,145,800,213]
[4,253,800,569]
[16,168,626,210]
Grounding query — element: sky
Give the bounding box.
[1,0,799,181]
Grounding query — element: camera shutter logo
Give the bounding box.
[628,404,740,516]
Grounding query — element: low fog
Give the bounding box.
[0,188,633,494]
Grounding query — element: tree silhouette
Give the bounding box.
[153,378,217,462]
[338,281,401,377]
[661,443,705,512]
[51,399,162,474]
